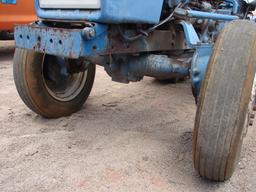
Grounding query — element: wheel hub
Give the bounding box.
[42,55,88,102]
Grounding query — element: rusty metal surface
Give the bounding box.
[102,28,188,55]
[15,23,191,58]
[15,24,108,59]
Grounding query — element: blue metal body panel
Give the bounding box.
[34,0,164,24]
[15,24,108,59]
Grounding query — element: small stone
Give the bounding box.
[25,150,39,156]
[102,102,118,107]
[239,163,246,170]
[249,119,254,126]
[25,113,32,117]
[142,156,149,161]
[178,153,184,161]
[62,123,68,127]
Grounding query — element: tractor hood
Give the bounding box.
[34,0,164,24]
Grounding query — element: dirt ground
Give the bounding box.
[0,41,256,192]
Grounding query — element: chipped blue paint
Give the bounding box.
[15,24,108,59]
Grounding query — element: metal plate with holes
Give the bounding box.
[14,24,108,58]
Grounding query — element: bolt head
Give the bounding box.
[83,28,96,40]
[89,29,96,38]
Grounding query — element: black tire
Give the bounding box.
[13,48,95,118]
[193,20,256,181]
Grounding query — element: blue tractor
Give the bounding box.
[14,0,256,181]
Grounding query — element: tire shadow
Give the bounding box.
[0,44,15,62]
[0,41,15,62]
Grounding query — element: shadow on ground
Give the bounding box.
[0,41,15,61]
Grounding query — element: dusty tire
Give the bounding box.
[193,20,256,181]
[13,48,95,118]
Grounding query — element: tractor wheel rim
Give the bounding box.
[42,55,88,102]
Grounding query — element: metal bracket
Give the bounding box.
[15,23,108,59]
[177,20,200,47]
[178,20,214,100]
[191,45,213,100]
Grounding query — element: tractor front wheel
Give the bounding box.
[193,20,256,181]
[13,49,95,118]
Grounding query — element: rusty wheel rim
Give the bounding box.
[42,55,88,102]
